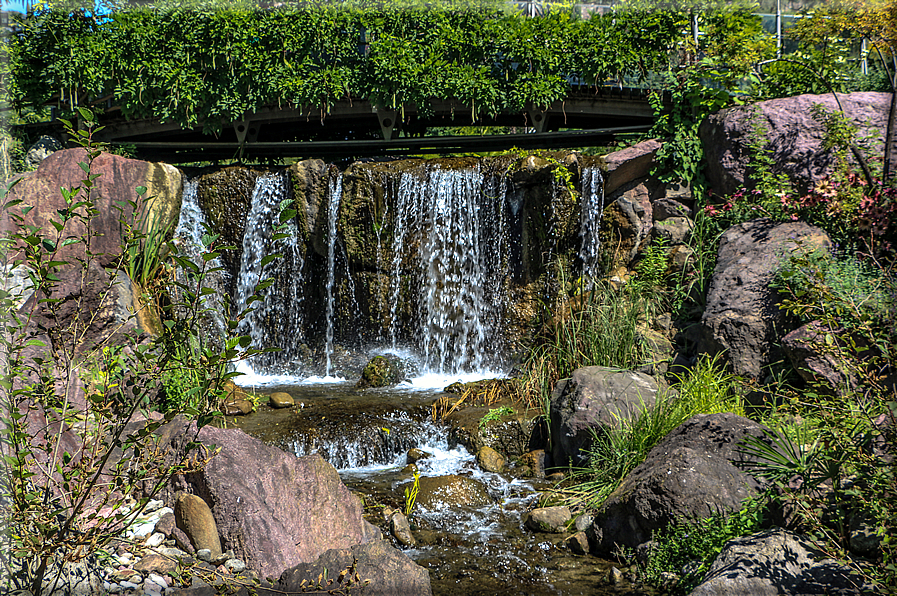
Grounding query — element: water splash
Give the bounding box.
[578,166,605,286]
[234,172,306,372]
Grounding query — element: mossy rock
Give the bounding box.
[355,354,416,389]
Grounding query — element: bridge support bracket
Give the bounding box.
[374,107,398,141]
[525,105,549,133]
[233,120,260,145]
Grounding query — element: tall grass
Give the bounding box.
[548,354,744,509]
[521,280,652,409]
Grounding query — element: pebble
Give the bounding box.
[145,532,166,547]
[144,499,165,513]
[196,549,213,562]
[107,584,123,594]
[119,581,140,589]
[117,554,133,566]
[127,573,143,584]
[148,573,168,588]
[224,559,246,574]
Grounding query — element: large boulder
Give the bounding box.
[602,138,662,195]
[700,218,830,380]
[4,148,182,268]
[550,367,661,468]
[701,92,889,196]
[587,413,771,555]
[151,418,380,581]
[600,178,662,269]
[688,529,864,596]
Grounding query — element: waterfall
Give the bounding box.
[171,179,229,342]
[398,166,509,374]
[323,172,343,377]
[234,172,306,373]
[578,166,605,286]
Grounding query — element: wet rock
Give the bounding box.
[406,448,432,464]
[389,510,416,547]
[175,494,222,559]
[223,399,253,416]
[401,463,418,475]
[607,566,625,585]
[566,531,589,555]
[517,450,547,478]
[523,506,571,533]
[356,355,409,389]
[701,91,889,196]
[416,475,492,510]
[550,367,661,468]
[277,539,432,596]
[476,446,506,473]
[151,418,380,581]
[688,529,864,595]
[588,413,773,555]
[268,392,294,409]
[699,218,830,381]
[288,159,328,240]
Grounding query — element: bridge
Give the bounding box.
[82,85,661,162]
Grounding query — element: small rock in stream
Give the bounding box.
[523,506,572,533]
[407,448,433,464]
[476,446,506,473]
[269,392,294,409]
[389,511,416,547]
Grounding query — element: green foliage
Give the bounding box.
[522,281,653,412]
[479,406,514,429]
[630,236,669,299]
[554,354,743,509]
[640,499,767,594]
[0,113,269,593]
[8,5,680,133]
[403,470,420,516]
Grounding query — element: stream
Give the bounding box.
[228,375,648,596]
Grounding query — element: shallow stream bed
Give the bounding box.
[228,381,650,596]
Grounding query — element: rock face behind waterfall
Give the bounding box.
[151,418,384,581]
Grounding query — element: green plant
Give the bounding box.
[0,110,268,593]
[553,354,743,509]
[479,406,514,429]
[522,280,651,413]
[121,191,176,289]
[640,498,767,595]
[403,470,420,516]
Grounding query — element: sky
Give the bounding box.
[2,0,29,13]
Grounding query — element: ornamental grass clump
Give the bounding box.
[550,354,743,510]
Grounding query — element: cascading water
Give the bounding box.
[323,172,343,377]
[578,166,605,286]
[391,166,509,374]
[171,179,230,342]
[233,172,306,373]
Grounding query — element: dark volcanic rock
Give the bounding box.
[700,92,889,196]
[152,418,379,581]
[688,529,864,596]
[550,367,661,468]
[700,218,830,380]
[588,413,772,555]
[781,321,853,392]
